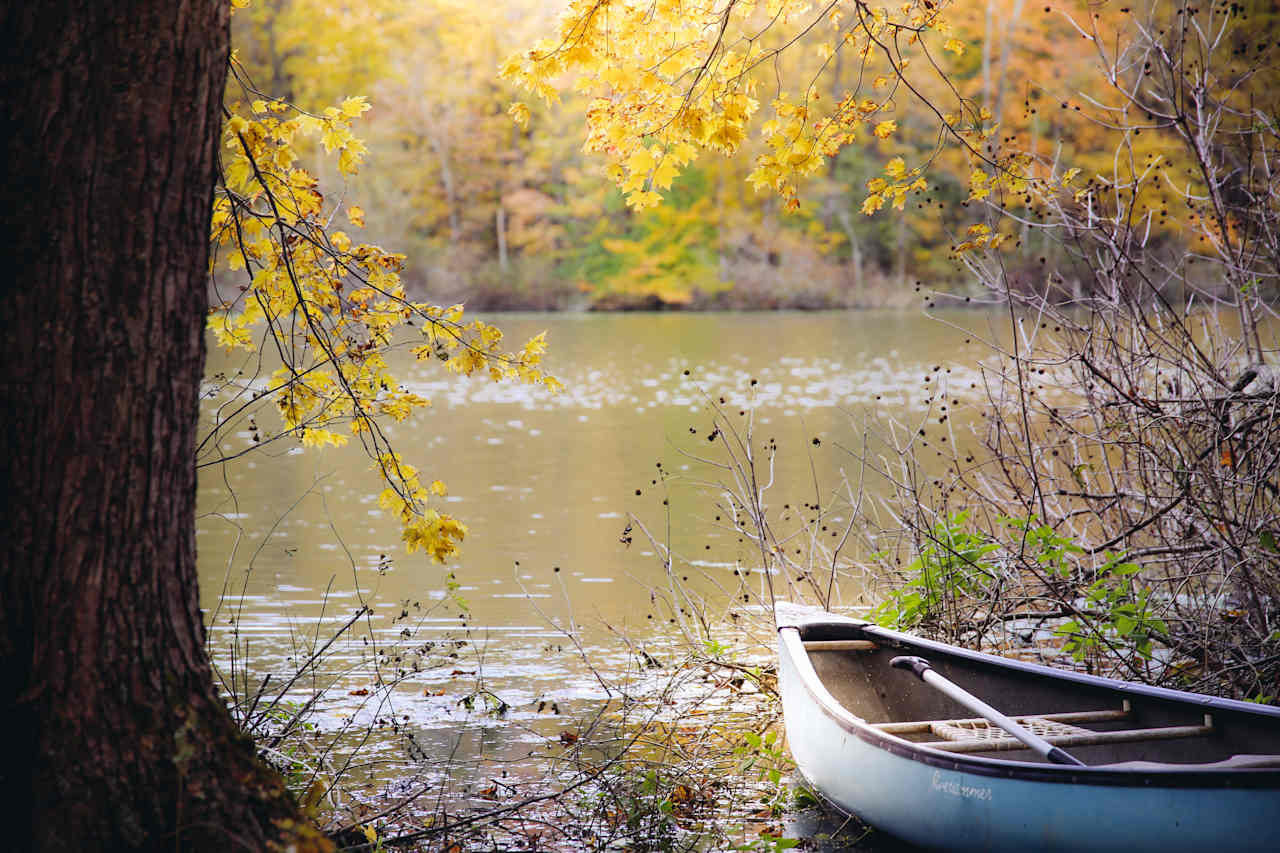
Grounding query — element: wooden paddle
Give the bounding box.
[890,655,1086,766]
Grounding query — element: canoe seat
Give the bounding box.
[871,705,1216,754]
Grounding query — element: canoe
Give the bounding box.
[776,604,1280,852]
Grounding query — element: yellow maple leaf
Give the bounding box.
[340,96,371,118]
[300,429,350,449]
[347,206,365,228]
[968,168,990,200]
[338,141,368,176]
[625,189,662,210]
[652,157,680,190]
[626,146,656,176]
[886,157,907,179]
[873,120,897,139]
[508,101,531,129]
[620,169,647,193]
[944,38,965,56]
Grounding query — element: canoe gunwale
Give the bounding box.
[778,623,1280,789]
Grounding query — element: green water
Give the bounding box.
[195,309,992,823]
[199,310,990,643]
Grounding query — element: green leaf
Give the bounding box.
[1261,530,1278,554]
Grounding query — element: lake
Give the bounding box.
[196,308,996,843]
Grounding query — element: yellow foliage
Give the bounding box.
[300,429,350,449]
[504,0,949,209]
[968,169,990,201]
[212,77,560,564]
[340,95,371,118]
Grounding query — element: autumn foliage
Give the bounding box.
[217,0,1278,564]
[211,12,561,562]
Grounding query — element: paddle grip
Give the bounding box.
[890,655,932,680]
[1047,747,1084,766]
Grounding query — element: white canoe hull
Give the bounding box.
[778,620,1280,852]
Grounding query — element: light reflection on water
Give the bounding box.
[196,309,991,804]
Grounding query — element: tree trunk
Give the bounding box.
[0,3,324,851]
[497,203,510,272]
[992,0,1027,125]
[982,0,994,107]
[429,131,462,241]
[896,212,908,287]
[835,209,864,297]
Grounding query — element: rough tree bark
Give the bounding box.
[0,3,327,850]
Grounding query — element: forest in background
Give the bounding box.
[230,0,1230,310]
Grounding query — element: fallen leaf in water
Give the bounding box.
[301,778,328,810]
[559,730,579,745]
[348,688,370,696]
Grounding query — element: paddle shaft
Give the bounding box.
[890,656,1085,766]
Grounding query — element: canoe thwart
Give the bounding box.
[871,701,1214,753]
[871,706,1131,736]
[922,721,1215,754]
[802,639,878,652]
[914,717,1214,754]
